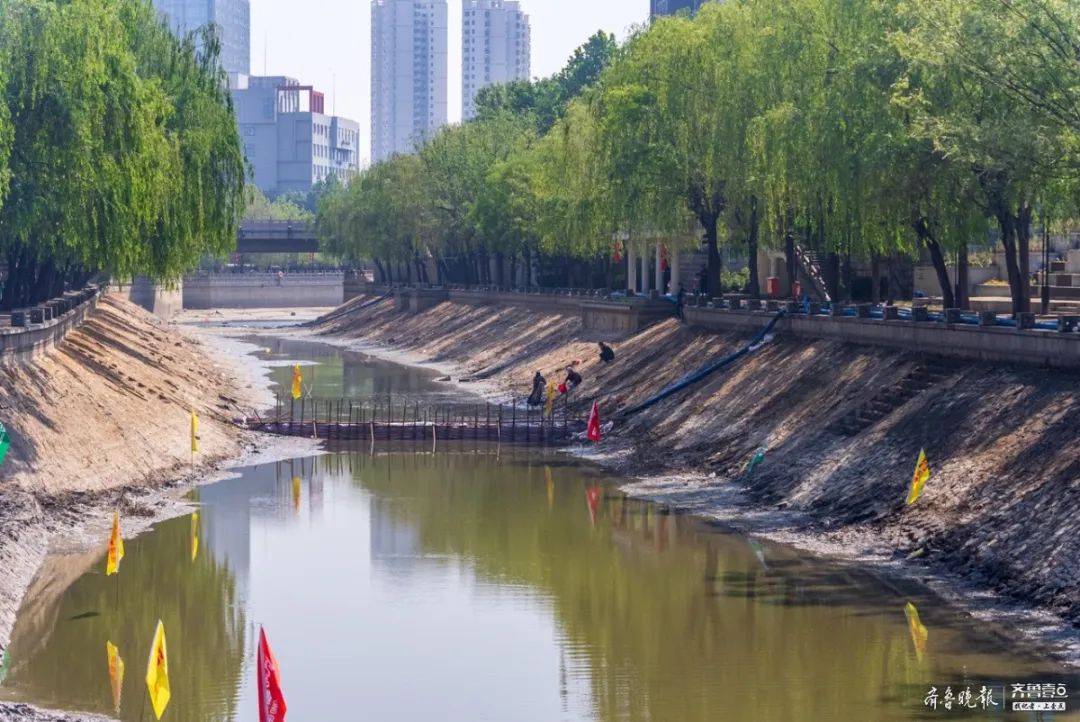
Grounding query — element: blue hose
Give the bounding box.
[621,310,786,417]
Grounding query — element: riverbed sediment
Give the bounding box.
[307,294,1080,663]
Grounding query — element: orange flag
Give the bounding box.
[145,620,171,720]
[106,511,125,576]
[257,627,288,722]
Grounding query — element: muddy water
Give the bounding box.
[1,338,1077,722]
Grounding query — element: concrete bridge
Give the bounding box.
[236,220,319,254]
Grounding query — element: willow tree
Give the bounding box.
[897,0,1080,313]
[317,154,433,283]
[0,0,243,310]
[121,1,245,281]
[419,113,535,284]
[0,0,168,307]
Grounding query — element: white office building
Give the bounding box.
[461,1,531,120]
[371,0,449,163]
[231,75,361,195]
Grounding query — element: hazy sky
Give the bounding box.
[250,0,649,164]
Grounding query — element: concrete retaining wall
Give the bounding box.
[685,306,1080,368]
[183,272,344,309]
[117,277,183,319]
[0,288,102,362]
[353,283,1080,367]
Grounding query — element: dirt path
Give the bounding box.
[307,294,1080,665]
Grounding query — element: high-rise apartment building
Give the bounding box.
[371,0,449,163]
[650,0,707,18]
[462,1,531,121]
[153,0,250,75]
[231,75,361,195]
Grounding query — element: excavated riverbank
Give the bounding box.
[0,297,262,686]
[313,294,1080,658]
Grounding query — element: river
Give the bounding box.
[0,334,1076,721]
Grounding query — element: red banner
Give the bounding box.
[587,402,601,443]
[258,628,287,722]
[586,486,602,525]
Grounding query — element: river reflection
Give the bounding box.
[3,450,1077,722]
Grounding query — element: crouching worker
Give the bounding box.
[598,342,615,363]
[565,367,583,390]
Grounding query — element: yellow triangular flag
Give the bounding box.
[904,602,929,661]
[544,380,556,417]
[106,641,125,714]
[190,410,199,454]
[545,466,554,510]
[190,511,199,562]
[291,364,302,400]
[106,511,125,576]
[906,449,931,505]
[145,620,170,720]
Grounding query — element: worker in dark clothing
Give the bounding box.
[527,370,546,406]
[676,285,685,321]
[565,367,583,389]
[598,342,615,363]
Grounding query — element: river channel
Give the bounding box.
[0,333,1076,721]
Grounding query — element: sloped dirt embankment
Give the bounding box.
[0,296,254,672]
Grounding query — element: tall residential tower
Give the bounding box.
[371,0,449,163]
[461,1,531,121]
[650,0,707,18]
[152,0,250,75]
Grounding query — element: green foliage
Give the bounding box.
[0,0,244,309]
[320,0,1080,302]
[243,186,313,222]
[473,31,618,135]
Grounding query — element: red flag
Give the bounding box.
[587,402,601,443]
[257,628,287,722]
[586,486,602,525]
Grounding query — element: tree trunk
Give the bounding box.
[870,255,881,304]
[996,209,1024,315]
[703,213,721,299]
[747,199,761,298]
[373,258,387,283]
[955,246,970,309]
[824,252,841,301]
[922,237,955,310]
[784,232,796,296]
[1017,203,1033,313]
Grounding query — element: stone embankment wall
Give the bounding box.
[0,288,103,361]
[183,272,344,309]
[354,283,1080,368]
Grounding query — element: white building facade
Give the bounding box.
[231,75,361,196]
[461,1,531,120]
[371,0,449,163]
